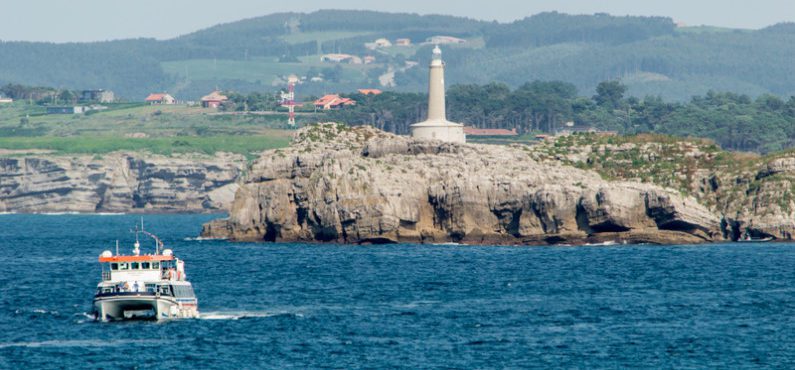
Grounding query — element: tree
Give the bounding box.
[322,65,344,83]
[593,80,627,109]
[58,90,77,105]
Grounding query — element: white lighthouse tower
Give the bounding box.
[410,46,466,143]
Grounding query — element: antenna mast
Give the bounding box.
[281,77,297,126]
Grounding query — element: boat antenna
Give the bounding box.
[132,223,141,256]
[115,240,119,256]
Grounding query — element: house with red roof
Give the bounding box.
[145,93,176,105]
[314,94,356,110]
[201,91,228,108]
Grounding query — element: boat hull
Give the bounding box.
[93,293,198,321]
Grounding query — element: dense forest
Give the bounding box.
[328,80,795,154]
[0,10,794,101]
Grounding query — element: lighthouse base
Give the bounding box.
[410,120,466,143]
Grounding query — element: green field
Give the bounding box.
[281,31,373,44]
[0,135,289,157]
[0,102,297,157]
[162,56,374,84]
[675,26,751,34]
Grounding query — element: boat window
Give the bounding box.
[119,263,128,270]
[131,262,139,270]
[141,262,151,269]
[110,263,118,271]
[170,285,195,298]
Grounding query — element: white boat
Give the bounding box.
[93,223,199,321]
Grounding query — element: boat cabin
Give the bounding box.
[98,250,185,283]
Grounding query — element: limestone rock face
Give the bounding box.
[202,124,723,244]
[0,152,244,213]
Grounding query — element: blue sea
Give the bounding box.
[2,214,795,368]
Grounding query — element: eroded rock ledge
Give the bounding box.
[0,152,244,213]
[202,124,723,245]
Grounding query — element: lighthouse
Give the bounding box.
[410,46,466,143]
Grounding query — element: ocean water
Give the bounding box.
[2,214,795,368]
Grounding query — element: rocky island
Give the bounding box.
[201,123,726,245]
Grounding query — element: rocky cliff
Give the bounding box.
[0,152,245,213]
[202,124,723,245]
[528,133,795,241]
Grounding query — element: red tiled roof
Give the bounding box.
[145,93,167,101]
[314,94,356,108]
[201,91,228,102]
[357,89,382,95]
[463,127,518,136]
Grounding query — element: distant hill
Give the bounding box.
[0,10,794,101]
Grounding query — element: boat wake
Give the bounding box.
[32,308,60,316]
[199,310,300,320]
[183,236,227,241]
[584,241,619,246]
[0,338,164,349]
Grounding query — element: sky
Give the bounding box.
[1,0,794,43]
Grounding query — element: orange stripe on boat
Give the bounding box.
[98,255,175,262]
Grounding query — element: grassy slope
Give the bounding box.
[281,31,374,44]
[0,102,294,157]
[162,56,374,83]
[0,135,289,156]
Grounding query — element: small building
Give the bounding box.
[47,106,87,114]
[81,89,115,103]
[0,97,12,104]
[145,93,176,105]
[314,94,356,110]
[425,35,467,45]
[395,38,411,46]
[463,127,518,136]
[320,54,363,64]
[374,38,392,48]
[201,91,228,108]
[357,89,382,96]
[363,55,376,64]
[365,38,393,50]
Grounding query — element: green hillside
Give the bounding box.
[1,10,794,101]
[0,102,294,157]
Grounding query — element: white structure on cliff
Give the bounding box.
[410,46,466,143]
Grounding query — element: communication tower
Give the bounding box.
[280,75,298,126]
